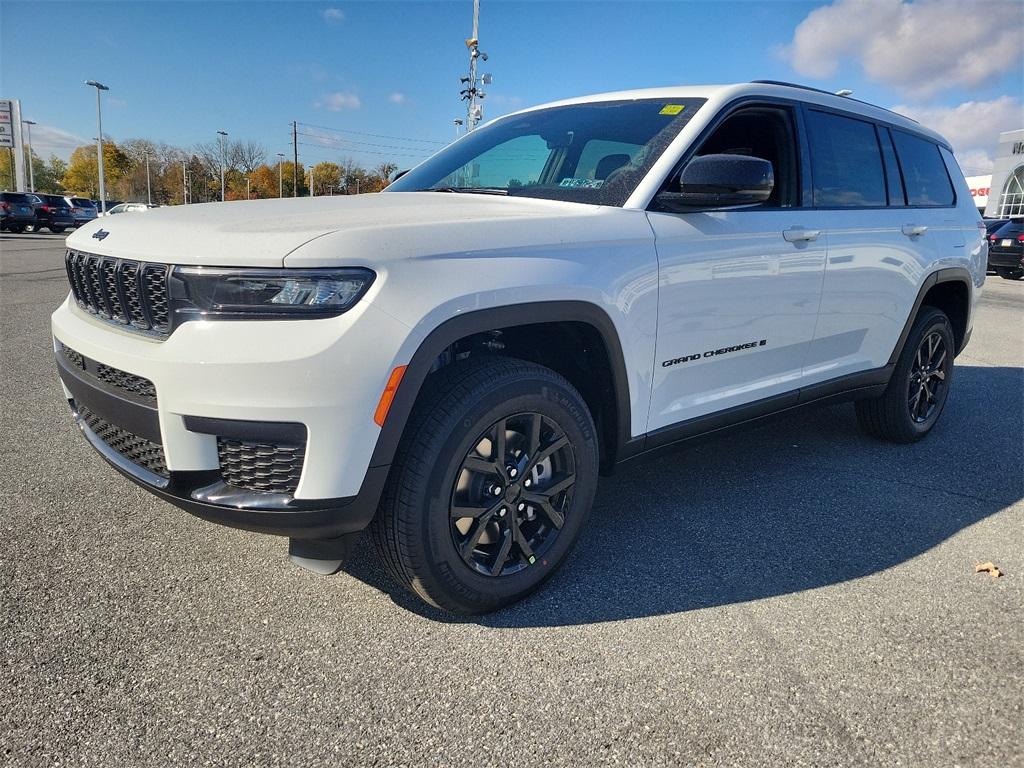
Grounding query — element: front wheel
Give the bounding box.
[856,306,954,443]
[48,226,66,234]
[371,357,599,614]
[995,266,1023,281]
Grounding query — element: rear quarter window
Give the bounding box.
[891,131,955,207]
[1,193,31,203]
[805,109,887,208]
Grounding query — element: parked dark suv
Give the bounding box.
[27,193,75,233]
[987,219,1024,280]
[1,192,36,233]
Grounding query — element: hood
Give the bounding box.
[66,193,602,267]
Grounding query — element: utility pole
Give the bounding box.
[217,130,228,201]
[276,152,285,198]
[292,121,299,197]
[144,154,152,205]
[182,160,187,204]
[309,166,314,197]
[459,0,491,131]
[246,176,250,199]
[22,120,36,192]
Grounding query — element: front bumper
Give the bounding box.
[52,292,410,537]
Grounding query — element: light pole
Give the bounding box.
[217,130,228,201]
[246,176,250,199]
[182,160,188,204]
[85,80,110,212]
[144,154,152,205]
[22,120,36,192]
[276,153,285,198]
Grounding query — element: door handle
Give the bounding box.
[783,227,820,243]
[901,224,928,237]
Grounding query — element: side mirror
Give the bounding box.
[655,154,774,212]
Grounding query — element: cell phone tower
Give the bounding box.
[459,0,492,131]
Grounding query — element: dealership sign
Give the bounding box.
[965,175,991,210]
[0,99,13,148]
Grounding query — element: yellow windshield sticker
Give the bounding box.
[659,104,685,115]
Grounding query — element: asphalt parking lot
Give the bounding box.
[2,231,1022,767]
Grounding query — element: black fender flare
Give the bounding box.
[887,266,974,365]
[366,301,635,472]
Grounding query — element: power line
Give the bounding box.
[296,130,440,154]
[296,121,445,146]
[296,141,430,160]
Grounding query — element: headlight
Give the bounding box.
[169,267,375,321]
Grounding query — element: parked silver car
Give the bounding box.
[64,197,98,227]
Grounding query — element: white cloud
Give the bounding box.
[388,92,406,105]
[892,96,1024,173]
[784,0,1024,99]
[322,8,344,24]
[28,124,90,161]
[316,92,361,111]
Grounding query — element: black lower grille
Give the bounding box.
[96,363,157,401]
[60,343,85,370]
[218,439,305,494]
[78,404,169,478]
[58,343,156,402]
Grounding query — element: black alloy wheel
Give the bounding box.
[907,330,948,424]
[371,357,599,614]
[450,412,576,578]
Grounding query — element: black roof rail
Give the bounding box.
[748,80,919,124]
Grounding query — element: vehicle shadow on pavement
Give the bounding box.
[342,364,1024,626]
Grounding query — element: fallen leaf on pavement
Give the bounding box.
[975,562,1003,578]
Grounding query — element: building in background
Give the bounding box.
[984,129,1024,219]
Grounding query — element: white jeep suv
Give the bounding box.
[53,81,986,613]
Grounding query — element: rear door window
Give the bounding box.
[805,109,887,208]
[891,130,955,207]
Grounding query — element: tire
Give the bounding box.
[7,225,23,234]
[995,266,1023,281]
[24,223,37,233]
[855,306,954,443]
[370,356,599,614]
[49,226,66,234]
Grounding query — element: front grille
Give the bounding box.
[77,404,169,478]
[218,438,306,494]
[65,250,171,337]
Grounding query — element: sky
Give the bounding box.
[1,0,1021,175]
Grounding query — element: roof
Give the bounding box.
[505,80,949,149]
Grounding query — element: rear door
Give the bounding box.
[805,110,963,381]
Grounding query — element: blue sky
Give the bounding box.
[2,1,1021,173]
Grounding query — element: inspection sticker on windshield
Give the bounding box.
[659,104,686,115]
[559,178,604,189]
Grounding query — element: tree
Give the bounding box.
[249,164,279,198]
[61,142,132,198]
[310,162,342,195]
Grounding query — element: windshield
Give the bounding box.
[387,98,706,206]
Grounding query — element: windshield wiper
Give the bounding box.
[427,186,509,196]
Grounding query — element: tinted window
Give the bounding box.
[805,110,886,207]
[891,131,955,206]
[1,192,31,203]
[877,128,905,206]
[388,98,706,206]
[71,198,96,207]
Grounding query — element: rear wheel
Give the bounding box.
[856,306,954,443]
[371,357,599,614]
[24,223,37,233]
[49,226,66,234]
[995,266,1023,280]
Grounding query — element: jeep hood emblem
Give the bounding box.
[92,229,110,241]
